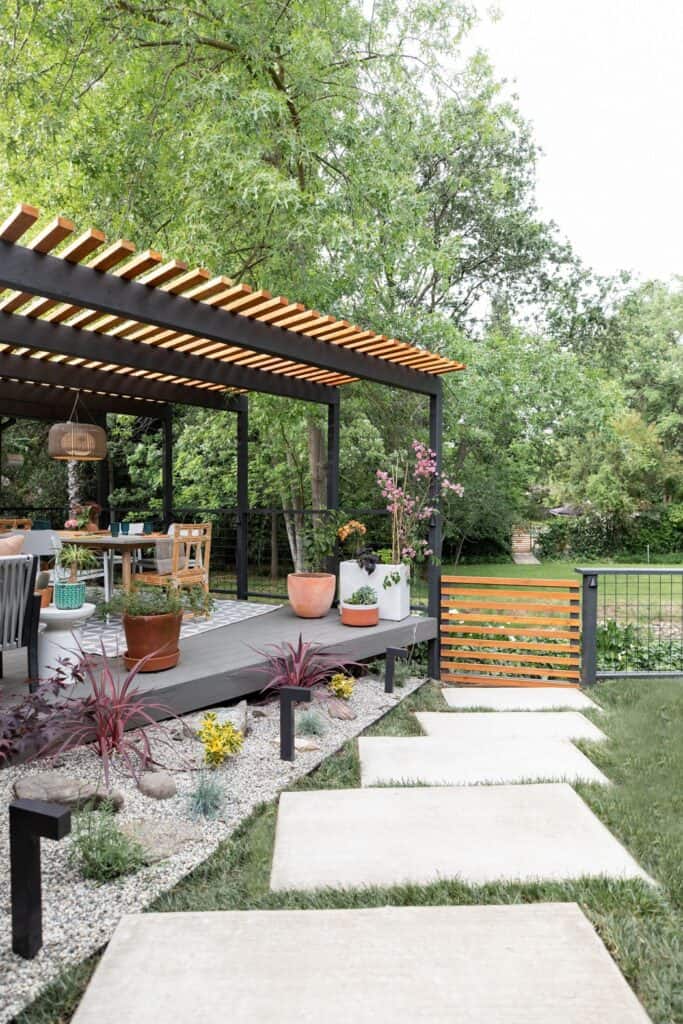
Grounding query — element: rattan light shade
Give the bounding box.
[48,421,107,461]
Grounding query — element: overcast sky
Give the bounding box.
[469,0,683,282]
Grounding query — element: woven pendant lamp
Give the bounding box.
[48,393,107,462]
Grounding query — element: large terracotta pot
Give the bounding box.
[287,572,336,618]
[122,611,182,672]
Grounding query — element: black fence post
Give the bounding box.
[236,397,249,601]
[279,686,312,761]
[580,571,599,687]
[427,383,443,680]
[385,647,409,693]
[10,799,71,959]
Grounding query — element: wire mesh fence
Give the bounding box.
[578,568,683,678]
[0,504,436,609]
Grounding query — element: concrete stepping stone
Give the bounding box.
[72,904,652,1023]
[416,710,606,742]
[443,686,600,711]
[270,783,650,891]
[358,736,609,787]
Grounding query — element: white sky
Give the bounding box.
[469,0,683,281]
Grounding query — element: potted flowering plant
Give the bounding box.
[287,515,339,619]
[340,585,379,627]
[339,441,463,620]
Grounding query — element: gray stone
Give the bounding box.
[294,737,321,752]
[72,904,653,1024]
[120,819,197,864]
[358,736,609,786]
[326,697,357,720]
[213,699,249,734]
[13,771,124,812]
[270,783,651,891]
[442,686,599,711]
[138,771,177,800]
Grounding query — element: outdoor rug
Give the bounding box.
[78,599,282,658]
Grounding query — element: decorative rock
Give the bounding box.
[213,699,250,734]
[326,698,357,721]
[138,771,177,801]
[13,771,124,812]
[120,819,197,864]
[295,737,321,752]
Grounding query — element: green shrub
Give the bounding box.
[537,505,683,559]
[188,773,225,819]
[296,710,326,737]
[597,619,683,673]
[71,803,145,882]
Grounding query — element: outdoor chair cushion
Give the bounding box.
[0,534,24,555]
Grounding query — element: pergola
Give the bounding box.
[0,203,464,676]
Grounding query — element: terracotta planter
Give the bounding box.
[36,586,53,609]
[340,602,379,627]
[287,572,336,618]
[122,611,182,672]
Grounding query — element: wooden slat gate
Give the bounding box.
[440,575,581,688]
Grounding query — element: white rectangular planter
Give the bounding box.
[338,560,411,621]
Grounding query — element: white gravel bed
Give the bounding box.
[0,675,425,1022]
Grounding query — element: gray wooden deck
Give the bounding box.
[0,606,436,715]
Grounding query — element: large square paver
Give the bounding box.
[358,736,609,786]
[72,904,651,1024]
[270,783,650,891]
[443,686,600,711]
[416,710,606,742]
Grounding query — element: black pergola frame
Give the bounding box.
[0,239,447,677]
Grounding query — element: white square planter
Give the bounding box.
[338,560,411,621]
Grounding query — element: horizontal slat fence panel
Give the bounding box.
[441,575,580,688]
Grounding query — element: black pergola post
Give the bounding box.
[162,410,174,527]
[235,396,249,601]
[427,382,443,680]
[326,396,340,510]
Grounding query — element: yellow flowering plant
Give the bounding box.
[328,673,355,700]
[197,712,244,767]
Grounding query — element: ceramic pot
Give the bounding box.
[287,572,336,618]
[340,602,379,627]
[338,561,411,621]
[123,611,182,672]
[53,581,86,610]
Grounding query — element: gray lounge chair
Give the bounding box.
[0,554,42,691]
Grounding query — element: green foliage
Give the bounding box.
[296,710,326,738]
[57,544,98,581]
[537,506,683,559]
[188,773,226,820]
[596,620,683,673]
[344,586,377,606]
[70,803,145,882]
[101,585,214,619]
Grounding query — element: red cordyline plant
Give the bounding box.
[1,645,176,784]
[42,645,176,784]
[376,440,464,565]
[257,633,356,694]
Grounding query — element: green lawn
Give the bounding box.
[18,677,683,1024]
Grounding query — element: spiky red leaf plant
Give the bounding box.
[256,633,357,694]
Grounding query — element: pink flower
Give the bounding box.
[64,518,79,529]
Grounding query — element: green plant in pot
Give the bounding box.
[287,514,340,619]
[54,544,98,609]
[101,585,214,672]
[340,585,379,627]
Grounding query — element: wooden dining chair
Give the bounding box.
[136,523,212,593]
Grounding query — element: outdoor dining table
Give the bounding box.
[56,531,169,597]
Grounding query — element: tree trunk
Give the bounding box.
[308,420,326,518]
[67,461,81,513]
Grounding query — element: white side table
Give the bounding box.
[38,603,96,682]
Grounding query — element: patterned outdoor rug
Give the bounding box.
[78,599,282,658]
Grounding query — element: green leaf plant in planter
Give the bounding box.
[54,544,99,609]
[101,585,215,673]
[340,584,379,628]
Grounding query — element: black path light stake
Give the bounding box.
[10,799,71,959]
[279,686,312,762]
[384,647,409,694]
